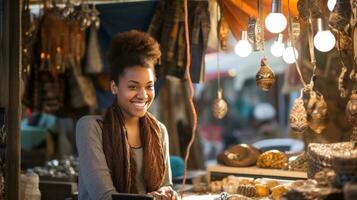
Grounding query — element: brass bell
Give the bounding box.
[290,97,308,133]
[212,89,228,119]
[256,57,276,91]
[307,91,328,134]
[346,90,357,126]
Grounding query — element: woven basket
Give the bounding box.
[306,142,357,186]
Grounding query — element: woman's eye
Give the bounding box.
[147,85,154,90]
[128,85,137,90]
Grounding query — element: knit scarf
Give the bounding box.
[102,102,166,193]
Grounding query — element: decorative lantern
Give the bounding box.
[256,57,276,91]
[290,97,308,133]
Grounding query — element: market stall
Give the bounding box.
[1,0,357,199]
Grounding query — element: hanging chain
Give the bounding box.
[288,0,308,88]
[217,0,221,91]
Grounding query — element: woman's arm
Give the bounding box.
[76,116,117,200]
[159,122,173,187]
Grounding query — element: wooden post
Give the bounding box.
[1,0,21,199]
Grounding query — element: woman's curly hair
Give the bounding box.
[108,30,161,83]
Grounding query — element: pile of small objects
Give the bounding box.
[29,156,78,181]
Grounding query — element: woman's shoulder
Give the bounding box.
[157,121,167,132]
[76,115,104,137]
[77,115,103,127]
[156,121,169,140]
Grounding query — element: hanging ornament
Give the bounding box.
[248,17,264,51]
[346,90,357,145]
[291,17,301,42]
[213,4,228,120]
[256,57,276,91]
[329,0,351,31]
[346,90,357,126]
[336,31,352,53]
[297,0,322,22]
[338,66,348,98]
[218,15,229,51]
[248,0,264,51]
[212,89,228,119]
[306,91,328,134]
[90,3,100,30]
[290,94,308,133]
[61,0,75,18]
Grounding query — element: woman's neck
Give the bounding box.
[124,116,140,128]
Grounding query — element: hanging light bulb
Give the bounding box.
[314,18,336,52]
[283,40,298,64]
[327,0,336,12]
[234,31,252,57]
[270,33,285,57]
[265,0,287,33]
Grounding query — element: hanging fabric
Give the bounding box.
[84,24,104,75]
[148,0,210,83]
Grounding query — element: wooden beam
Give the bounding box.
[2,0,21,199]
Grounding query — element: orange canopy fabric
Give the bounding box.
[220,0,299,41]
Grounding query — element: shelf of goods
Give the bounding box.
[207,164,307,181]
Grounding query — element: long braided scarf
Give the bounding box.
[102,101,166,193]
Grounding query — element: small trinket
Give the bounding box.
[248,17,264,51]
[291,17,301,42]
[256,57,276,91]
[212,89,228,119]
[307,91,328,134]
[290,96,308,133]
[338,66,348,98]
[314,168,337,187]
[218,15,229,51]
[346,90,357,126]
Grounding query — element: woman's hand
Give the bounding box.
[149,186,178,200]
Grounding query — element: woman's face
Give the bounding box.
[111,66,155,119]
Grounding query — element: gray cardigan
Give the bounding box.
[76,115,173,200]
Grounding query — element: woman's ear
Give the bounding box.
[110,81,118,95]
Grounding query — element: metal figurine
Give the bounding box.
[290,93,308,133]
[306,90,328,134]
[212,89,228,119]
[256,57,276,91]
[346,90,357,126]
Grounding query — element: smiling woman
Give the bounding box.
[76,30,177,200]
